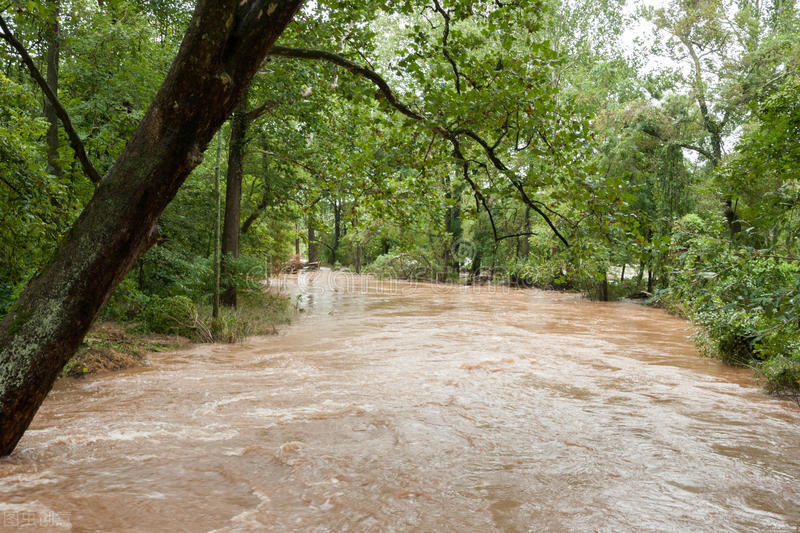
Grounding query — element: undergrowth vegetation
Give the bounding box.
[106,264,295,344]
[658,214,800,397]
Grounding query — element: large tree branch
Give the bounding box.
[452,138,498,241]
[639,123,716,162]
[431,0,461,94]
[450,127,569,246]
[0,14,102,184]
[678,142,714,161]
[269,46,428,123]
[270,45,570,247]
[241,196,268,234]
[244,100,278,122]
[680,34,723,163]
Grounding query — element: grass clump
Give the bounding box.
[205,290,296,343]
[134,290,295,344]
[136,295,210,340]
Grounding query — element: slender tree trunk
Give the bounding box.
[683,36,740,240]
[213,133,222,319]
[599,269,608,301]
[636,258,644,289]
[521,206,530,258]
[331,199,341,263]
[307,213,318,265]
[44,0,61,178]
[221,98,249,308]
[443,174,462,276]
[723,196,740,240]
[239,150,272,234]
[0,0,303,457]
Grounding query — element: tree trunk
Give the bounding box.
[213,133,222,319]
[221,98,249,308]
[710,133,741,239]
[723,196,741,240]
[636,258,644,289]
[520,205,530,259]
[0,0,303,457]
[599,270,608,302]
[331,199,341,264]
[44,0,61,178]
[307,213,318,265]
[443,174,462,276]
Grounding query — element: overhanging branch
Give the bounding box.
[269,46,427,123]
[269,45,570,247]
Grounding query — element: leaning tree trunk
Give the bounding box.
[221,98,249,308]
[0,0,303,457]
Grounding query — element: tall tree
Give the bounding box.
[221,99,248,308]
[220,91,280,307]
[649,0,781,238]
[0,0,303,457]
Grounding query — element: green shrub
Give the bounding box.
[137,295,209,340]
[755,353,800,396]
[103,277,151,322]
[506,259,558,288]
[695,309,759,366]
[663,213,800,393]
[204,290,296,343]
[365,252,438,280]
[221,254,270,293]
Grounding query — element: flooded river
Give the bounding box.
[2,273,799,531]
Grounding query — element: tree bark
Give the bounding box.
[44,0,61,178]
[0,0,303,457]
[221,98,249,308]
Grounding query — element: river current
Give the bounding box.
[2,272,798,531]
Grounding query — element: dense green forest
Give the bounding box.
[0,0,798,429]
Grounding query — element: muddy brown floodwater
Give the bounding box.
[1,272,799,532]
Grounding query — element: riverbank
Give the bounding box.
[62,289,297,378]
[62,322,192,377]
